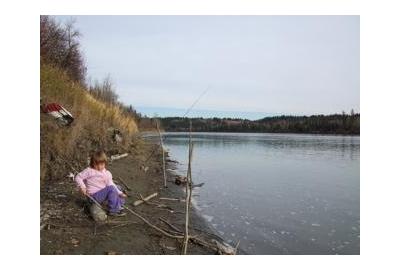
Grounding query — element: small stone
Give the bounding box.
[71,238,79,245]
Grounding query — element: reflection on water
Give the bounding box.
[150,132,360,254]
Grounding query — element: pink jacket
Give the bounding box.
[74,167,122,195]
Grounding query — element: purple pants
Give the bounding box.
[91,186,125,213]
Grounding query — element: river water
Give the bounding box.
[154,132,360,254]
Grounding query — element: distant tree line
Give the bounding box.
[160,111,360,135]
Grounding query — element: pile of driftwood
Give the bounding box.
[131,192,239,254]
[62,118,239,254]
[117,92,235,254]
[122,204,239,255]
[86,190,238,255]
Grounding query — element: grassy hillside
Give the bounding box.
[40,64,138,183]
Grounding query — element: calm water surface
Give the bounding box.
[150,132,360,254]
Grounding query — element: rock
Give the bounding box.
[90,203,107,223]
[71,238,79,246]
[175,176,187,186]
[212,239,237,255]
[140,165,149,172]
[161,244,176,251]
[193,182,205,188]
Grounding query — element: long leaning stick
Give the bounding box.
[156,120,167,188]
[182,121,194,254]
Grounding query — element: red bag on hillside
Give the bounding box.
[42,103,74,126]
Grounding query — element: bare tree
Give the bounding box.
[89,75,119,105]
[40,15,86,84]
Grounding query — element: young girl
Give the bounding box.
[75,151,127,216]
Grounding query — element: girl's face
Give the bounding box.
[94,162,106,171]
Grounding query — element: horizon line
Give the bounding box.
[135,106,359,121]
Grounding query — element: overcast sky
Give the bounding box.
[56,15,359,119]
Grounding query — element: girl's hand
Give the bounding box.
[81,188,87,196]
[119,193,127,198]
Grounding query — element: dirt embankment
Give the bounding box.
[40,136,221,255]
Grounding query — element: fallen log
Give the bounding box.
[133,192,158,206]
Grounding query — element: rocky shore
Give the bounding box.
[40,136,230,255]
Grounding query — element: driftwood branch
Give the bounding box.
[156,120,167,188]
[122,205,237,255]
[159,197,186,202]
[133,192,158,206]
[159,217,182,233]
[182,122,194,255]
[110,153,129,161]
[123,206,183,239]
[190,236,219,252]
[115,176,132,191]
[110,221,139,229]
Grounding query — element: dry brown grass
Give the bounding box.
[40,64,138,183]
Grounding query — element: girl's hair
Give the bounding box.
[90,151,107,168]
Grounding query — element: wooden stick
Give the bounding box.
[121,206,235,255]
[142,201,173,210]
[133,192,158,206]
[143,145,159,163]
[190,236,219,253]
[156,120,167,188]
[115,176,132,191]
[213,239,238,255]
[182,121,194,255]
[158,218,226,246]
[159,197,186,202]
[110,153,129,161]
[234,240,241,255]
[111,221,138,229]
[190,226,226,243]
[122,205,183,239]
[159,217,182,233]
[86,194,105,210]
